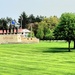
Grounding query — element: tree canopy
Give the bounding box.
[36,16,59,40]
[54,13,75,51]
[18,12,43,29]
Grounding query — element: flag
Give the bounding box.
[11,20,15,25]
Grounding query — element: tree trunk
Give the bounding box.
[13,28,14,34]
[16,27,18,34]
[9,28,11,34]
[6,29,7,34]
[3,28,4,34]
[68,41,71,52]
[74,40,75,49]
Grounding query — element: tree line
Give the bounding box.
[18,12,59,39]
[17,12,75,52]
[0,12,75,51]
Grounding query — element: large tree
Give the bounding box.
[49,16,59,29]
[26,15,43,36]
[18,12,28,29]
[28,14,35,23]
[35,15,43,22]
[36,21,51,40]
[54,13,75,52]
[36,21,44,39]
[36,16,58,40]
[27,22,38,36]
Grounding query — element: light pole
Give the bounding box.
[31,23,32,37]
[21,15,23,29]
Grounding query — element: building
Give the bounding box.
[18,29,31,37]
[0,29,31,37]
[0,20,39,44]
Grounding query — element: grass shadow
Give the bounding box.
[43,48,75,53]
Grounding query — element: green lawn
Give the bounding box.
[0,41,75,75]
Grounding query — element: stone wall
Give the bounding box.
[0,34,39,44]
[21,36,39,43]
[0,34,21,44]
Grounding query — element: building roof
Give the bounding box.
[22,29,30,33]
[18,29,30,33]
[0,29,30,34]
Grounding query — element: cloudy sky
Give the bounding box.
[0,0,75,21]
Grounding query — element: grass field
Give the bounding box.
[0,41,75,75]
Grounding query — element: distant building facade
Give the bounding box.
[0,29,31,37]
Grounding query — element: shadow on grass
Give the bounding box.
[43,48,75,53]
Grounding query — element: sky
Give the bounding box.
[0,0,75,21]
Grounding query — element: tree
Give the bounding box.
[36,21,44,39]
[27,15,43,37]
[6,17,12,23]
[28,14,35,23]
[18,12,28,29]
[0,17,16,34]
[49,16,59,29]
[0,18,8,34]
[36,21,52,40]
[35,15,43,22]
[54,13,75,52]
[36,16,59,40]
[0,19,3,29]
[27,22,38,36]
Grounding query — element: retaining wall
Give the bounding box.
[0,34,39,44]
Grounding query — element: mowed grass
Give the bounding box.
[0,41,75,75]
